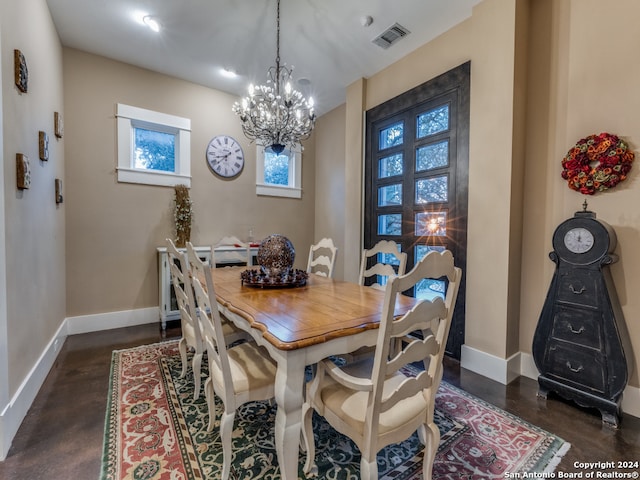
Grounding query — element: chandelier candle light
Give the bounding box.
[232,0,316,154]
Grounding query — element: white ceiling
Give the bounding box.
[46,0,480,116]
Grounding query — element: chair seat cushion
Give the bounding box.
[221,317,242,335]
[319,368,427,435]
[211,342,277,393]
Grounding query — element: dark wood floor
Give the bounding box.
[0,323,638,479]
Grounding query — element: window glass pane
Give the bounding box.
[378,214,402,236]
[379,122,404,150]
[416,105,449,138]
[378,153,403,178]
[134,127,175,172]
[415,211,447,236]
[416,176,448,204]
[416,140,449,171]
[378,184,402,206]
[264,149,290,186]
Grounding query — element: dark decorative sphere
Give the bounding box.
[257,234,295,276]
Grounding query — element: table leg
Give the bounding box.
[274,353,305,480]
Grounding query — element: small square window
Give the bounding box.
[256,145,302,198]
[116,104,191,187]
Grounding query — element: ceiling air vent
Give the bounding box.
[372,23,411,49]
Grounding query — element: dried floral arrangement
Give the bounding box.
[174,184,193,247]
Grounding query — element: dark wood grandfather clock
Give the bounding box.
[532,202,633,428]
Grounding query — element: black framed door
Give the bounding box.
[364,62,469,359]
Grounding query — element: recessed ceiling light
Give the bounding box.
[143,15,161,33]
[220,68,238,79]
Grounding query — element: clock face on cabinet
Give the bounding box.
[551,213,616,265]
[563,227,594,254]
[206,135,244,178]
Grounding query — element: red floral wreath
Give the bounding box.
[561,132,634,195]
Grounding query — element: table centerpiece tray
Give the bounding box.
[240,268,308,289]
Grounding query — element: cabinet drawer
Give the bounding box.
[551,308,602,349]
[544,341,605,393]
[556,270,601,308]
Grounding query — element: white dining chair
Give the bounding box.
[166,238,205,400]
[302,250,461,480]
[342,239,409,362]
[190,264,278,480]
[213,235,252,267]
[306,237,338,278]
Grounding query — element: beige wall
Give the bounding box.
[1,0,65,397]
[63,49,316,318]
[520,0,640,386]
[313,104,346,280]
[316,0,640,388]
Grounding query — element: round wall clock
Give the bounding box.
[206,135,244,178]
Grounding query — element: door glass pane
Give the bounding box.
[415,245,446,261]
[378,153,403,178]
[416,176,448,204]
[416,140,449,171]
[378,243,403,266]
[378,184,402,206]
[415,211,447,236]
[415,245,447,301]
[378,214,402,236]
[416,104,449,138]
[416,278,446,301]
[379,122,404,150]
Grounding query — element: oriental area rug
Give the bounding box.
[101,341,570,480]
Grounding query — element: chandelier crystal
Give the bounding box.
[232,0,316,155]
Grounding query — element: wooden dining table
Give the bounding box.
[208,266,419,480]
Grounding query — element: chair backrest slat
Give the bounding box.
[358,240,408,290]
[307,237,338,278]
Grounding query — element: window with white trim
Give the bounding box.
[116,103,191,187]
[256,145,302,198]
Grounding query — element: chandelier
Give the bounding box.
[232,0,316,155]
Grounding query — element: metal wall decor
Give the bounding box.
[55,179,64,204]
[54,112,64,138]
[16,154,31,189]
[14,49,28,93]
[39,131,49,161]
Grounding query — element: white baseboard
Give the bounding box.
[460,344,521,384]
[66,307,159,335]
[0,321,68,460]
[462,345,640,419]
[0,307,159,460]
[620,383,640,419]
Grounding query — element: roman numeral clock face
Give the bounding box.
[206,135,244,179]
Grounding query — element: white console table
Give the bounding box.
[157,244,259,329]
